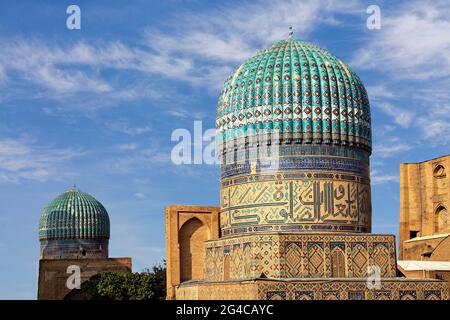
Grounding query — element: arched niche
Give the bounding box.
[434,205,448,234]
[433,165,446,178]
[179,217,209,282]
[433,165,447,192]
[223,254,230,280]
[331,248,346,277]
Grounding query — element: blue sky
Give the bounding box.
[0,0,449,299]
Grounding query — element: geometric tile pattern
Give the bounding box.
[266,291,286,300]
[217,39,372,240]
[176,278,449,300]
[351,243,368,277]
[307,243,325,277]
[399,290,417,300]
[284,242,302,277]
[39,187,110,259]
[173,37,450,301]
[203,233,397,281]
[216,39,371,152]
[295,291,314,300]
[372,242,391,276]
[39,187,110,240]
[258,280,449,300]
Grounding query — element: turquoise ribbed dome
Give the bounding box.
[216,38,371,153]
[39,188,110,241]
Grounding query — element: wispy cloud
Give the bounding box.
[0,64,6,84]
[117,143,138,151]
[372,140,412,158]
[375,102,414,128]
[352,0,450,79]
[417,118,450,145]
[371,171,399,185]
[0,0,367,112]
[145,0,362,89]
[0,138,82,182]
[366,85,396,101]
[0,39,112,94]
[134,192,146,199]
[412,83,450,145]
[106,120,152,136]
[107,145,172,173]
[355,1,450,147]
[0,38,197,109]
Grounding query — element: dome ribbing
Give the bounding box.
[216,38,371,153]
[39,188,110,241]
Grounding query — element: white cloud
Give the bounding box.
[371,172,399,185]
[0,40,113,95]
[375,103,414,128]
[0,64,6,84]
[354,1,450,148]
[372,141,411,158]
[0,38,193,105]
[417,118,450,145]
[134,192,146,199]
[0,0,366,108]
[366,85,396,101]
[108,146,171,173]
[0,138,82,182]
[117,143,137,151]
[145,0,362,89]
[352,0,450,79]
[106,121,152,136]
[166,108,207,120]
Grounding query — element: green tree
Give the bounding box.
[81,262,166,300]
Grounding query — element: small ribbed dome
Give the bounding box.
[216,38,371,153]
[39,187,110,241]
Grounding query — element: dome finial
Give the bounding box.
[288,26,294,39]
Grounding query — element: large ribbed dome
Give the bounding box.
[216,38,371,153]
[39,188,110,241]
[217,38,373,237]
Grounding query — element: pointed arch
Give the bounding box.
[433,165,447,194]
[331,248,346,277]
[434,205,448,234]
[223,253,230,280]
[179,217,209,282]
[433,165,446,178]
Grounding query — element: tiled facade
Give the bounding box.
[176,278,448,300]
[166,37,449,300]
[39,188,110,260]
[220,157,372,236]
[204,233,397,281]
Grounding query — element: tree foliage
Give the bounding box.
[81,262,166,300]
